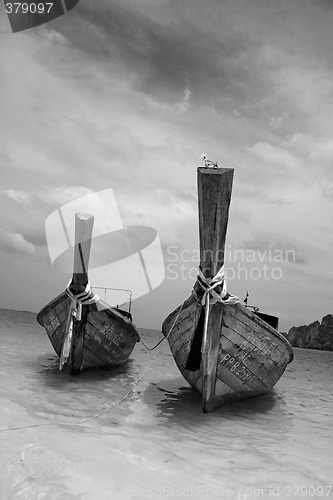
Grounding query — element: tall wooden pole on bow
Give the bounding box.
[60,213,94,374]
[198,167,234,412]
[162,160,293,412]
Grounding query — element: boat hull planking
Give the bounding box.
[37,292,140,371]
[162,294,293,409]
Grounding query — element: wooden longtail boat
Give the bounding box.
[162,161,293,412]
[37,212,140,374]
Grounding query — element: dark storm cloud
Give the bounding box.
[53,1,258,105]
[2,0,333,328]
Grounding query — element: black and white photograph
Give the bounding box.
[0,1,332,499]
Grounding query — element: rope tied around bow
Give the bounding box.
[196,266,239,362]
[60,281,100,370]
[186,265,239,372]
[194,265,239,307]
[65,280,100,321]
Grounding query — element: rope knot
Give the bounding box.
[185,265,239,372]
[65,281,100,321]
[196,266,239,306]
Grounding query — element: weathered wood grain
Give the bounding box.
[72,212,94,292]
[162,166,294,412]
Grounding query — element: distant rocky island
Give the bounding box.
[281,314,333,351]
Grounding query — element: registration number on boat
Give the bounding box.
[48,315,60,333]
[220,353,255,383]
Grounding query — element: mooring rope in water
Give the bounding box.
[140,300,185,351]
[70,342,165,425]
[140,336,165,351]
[0,341,166,434]
[0,299,185,434]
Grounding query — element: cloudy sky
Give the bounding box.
[1,0,333,331]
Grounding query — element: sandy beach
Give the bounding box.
[1,308,333,500]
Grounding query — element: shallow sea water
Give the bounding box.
[0,309,332,500]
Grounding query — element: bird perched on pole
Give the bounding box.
[201,154,219,169]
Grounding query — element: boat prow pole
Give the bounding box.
[71,212,94,293]
[59,212,94,373]
[197,167,234,412]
